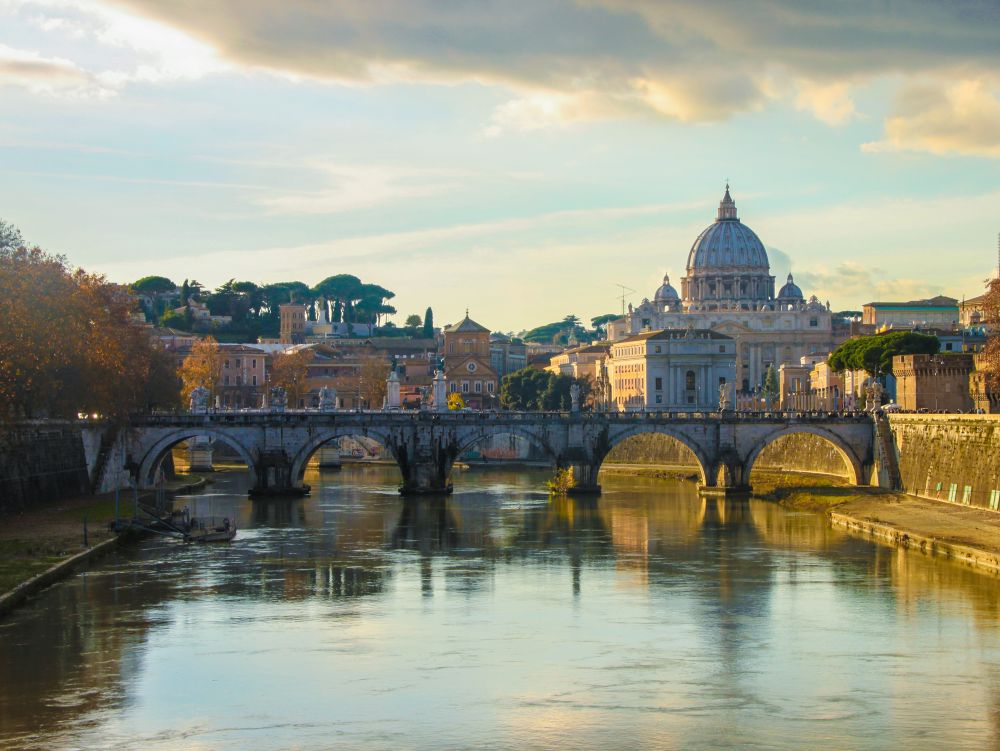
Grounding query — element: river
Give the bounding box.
[1,466,1000,750]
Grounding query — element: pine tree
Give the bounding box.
[422,307,434,338]
[762,364,779,408]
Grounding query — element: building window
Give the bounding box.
[252,359,257,368]
[719,345,726,353]
[655,377,663,390]
[475,381,482,393]
[656,395,662,404]
[235,359,241,367]
[252,375,257,386]
[809,318,818,327]
[450,382,457,393]
[462,381,469,393]
[224,360,230,369]
[224,375,230,385]
[487,382,494,393]
[685,370,696,390]
[945,342,953,351]
[719,376,726,386]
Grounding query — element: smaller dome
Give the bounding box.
[654,273,680,302]
[777,272,803,301]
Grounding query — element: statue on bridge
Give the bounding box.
[318,385,337,411]
[570,383,581,412]
[188,386,209,414]
[865,381,884,411]
[719,382,731,412]
[270,386,288,412]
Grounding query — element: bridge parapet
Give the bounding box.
[124,410,876,497]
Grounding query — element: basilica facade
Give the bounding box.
[607,187,841,394]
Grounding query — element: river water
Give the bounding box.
[2,466,1000,750]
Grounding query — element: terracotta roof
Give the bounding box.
[445,315,489,333]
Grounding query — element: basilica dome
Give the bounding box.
[777,273,804,302]
[685,187,769,272]
[653,273,680,303]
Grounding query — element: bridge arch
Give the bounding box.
[743,425,865,486]
[137,428,257,487]
[598,425,711,486]
[289,427,399,483]
[452,424,557,464]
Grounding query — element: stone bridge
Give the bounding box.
[124,410,877,497]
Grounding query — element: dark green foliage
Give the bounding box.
[828,332,939,376]
[131,275,176,294]
[500,368,591,411]
[422,307,434,338]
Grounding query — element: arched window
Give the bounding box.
[685,370,696,390]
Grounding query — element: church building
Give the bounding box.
[607,186,841,394]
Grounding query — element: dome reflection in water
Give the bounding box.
[1,465,999,750]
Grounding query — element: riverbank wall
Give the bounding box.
[0,421,129,512]
[887,415,1000,511]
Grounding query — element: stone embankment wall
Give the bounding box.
[0,421,128,512]
[752,434,852,478]
[0,422,91,512]
[602,432,851,479]
[888,415,1000,510]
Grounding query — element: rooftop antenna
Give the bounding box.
[615,283,636,316]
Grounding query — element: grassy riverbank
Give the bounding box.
[0,474,207,597]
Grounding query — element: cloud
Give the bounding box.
[8,0,1000,153]
[81,0,995,136]
[255,164,467,215]
[794,80,857,126]
[863,78,1000,157]
[0,42,108,96]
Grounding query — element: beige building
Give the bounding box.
[606,329,735,411]
[894,354,974,412]
[608,188,845,393]
[546,343,609,382]
[862,296,959,329]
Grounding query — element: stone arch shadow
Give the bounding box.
[137,428,257,487]
[598,425,711,486]
[289,427,399,483]
[452,424,559,466]
[742,425,866,486]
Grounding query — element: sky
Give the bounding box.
[1,0,998,332]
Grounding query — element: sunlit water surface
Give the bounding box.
[2,466,1000,750]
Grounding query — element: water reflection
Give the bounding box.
[1,466,999,750]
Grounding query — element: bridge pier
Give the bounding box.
[567,462,601,496]
[250,449,310,497]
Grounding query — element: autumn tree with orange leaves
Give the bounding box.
[978,277,1000,387]
[269,348,312,407]
[0,237,180,422]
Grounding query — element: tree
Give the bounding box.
[828,331,939,376]
[590,313,619,340]
[357,355,389,408]
[132,276,176,294]
[422,307,434,339]
[447,392,466,410]
[179,337,222,403]
[269,349,312,406]
[762,364,779,407]
[405,314,422,328]
[500,368,590,411]
[980,278,1000,388]
[0,219,24,250]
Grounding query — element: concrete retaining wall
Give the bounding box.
[888,414,1000,510]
